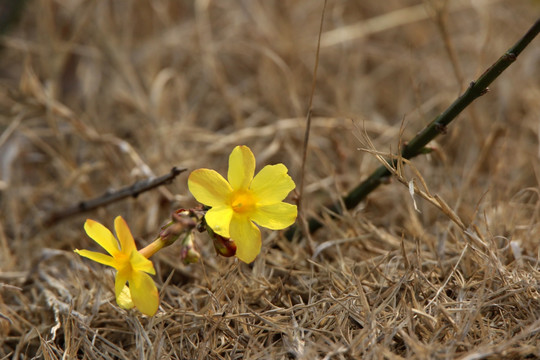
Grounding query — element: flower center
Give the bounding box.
[231,190,256,214]
[115,252,134,273]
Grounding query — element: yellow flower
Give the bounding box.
[188,145,297,263]
[74,216,159,316]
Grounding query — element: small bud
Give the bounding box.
[213,233,237,258]
[180,232,200,264]
[182,246,201,264]
[159,223,184,246]
[159,209,197,246]
[207,226,236,258]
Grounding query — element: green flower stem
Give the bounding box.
[287,18,540,240]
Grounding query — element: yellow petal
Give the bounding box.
[84,219,119,256]
[188,169,232,207]
[129,250,156,275]
[115,271,129,304]
[205,205,233,238]
[116,284,135,309]
[229,215,261,263]
[250,164,295,205]
[251,202,297,230]
[228,145,255,191]
[114,216,136,254]
[129,271,159,316]
[74,249,116,268]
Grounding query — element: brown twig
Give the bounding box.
[43,167,187,227]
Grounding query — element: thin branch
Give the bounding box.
[43,166,187,226]
[286,17,540,239]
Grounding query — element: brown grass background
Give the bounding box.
[1,0,540,359]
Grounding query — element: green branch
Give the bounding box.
[287,17,540,240]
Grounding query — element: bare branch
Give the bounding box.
[43,167,187,226]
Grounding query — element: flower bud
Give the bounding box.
[159,209,197,246]
[207,226,236,258]
[180,232,200,264]
[182,246,201,264]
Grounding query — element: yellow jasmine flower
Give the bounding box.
[188,145,297,263]
[75,216,159,316]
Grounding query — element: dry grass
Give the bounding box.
[1,1,540,359]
